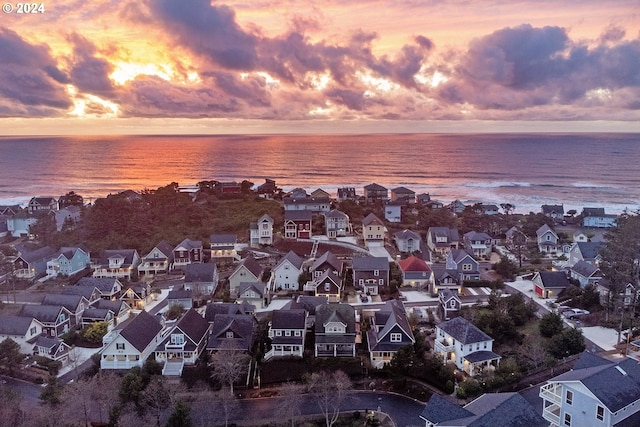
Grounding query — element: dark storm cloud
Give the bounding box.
[203,71,271,107]
[67,34,117,97]
[0,27,71,116]
[152,0,258,70]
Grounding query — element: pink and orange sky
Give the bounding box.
[1,0,639,134]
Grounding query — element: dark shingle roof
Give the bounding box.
[462,392,548,427]
[537,270,569,288]
[207,314,254,351]
[271,309,306,329]
[238,282,265,298]
[167,289,192,300]
[438,316,492,344]
[393,229,421,241]
[175,238,202,250]
[274,251,304,271]
[315,303,355,334]
[352,256,388,271]
[119,311,162,352]
[175,308,209,343]
[0,315,37,335]
[571,260,600,277]
[210,234,237,245]
[77,277,120,292]
[362,213,384,226]
[311,251,341,273]
[284,210,313,221]
[41,294,86,311]
[420,394,473,424]
[184,263,217,282]
[576,241,603,260]
[464,350,501,363]
[19,305,68,323]
[17,246,56,263]
[205,302,255,322]
[233,255,263,280]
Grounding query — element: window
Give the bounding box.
[294,330,301,336]
[390,333,402,342]
[285,330,291,336]
[597,406,604,421]
[116,343,125,350]
[566,390,573,405]
[170,334,184,345]
[324,283,331,291]
[359,279,364,285]
[462,264,472,271]
[275,330,282,336]
[30,326,37,335]
[226,331,234,338]
[374,270,379,276]
[564,413,571,426]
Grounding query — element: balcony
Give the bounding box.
[542,403,561,426]
[540,383,562,405]
[435,339,454,353]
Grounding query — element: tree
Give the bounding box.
[547,328,586,359]
[539,312,564,337]
[0,338,22,373]
[83,321,109,343]
[142,376,171,426]
[500,203,515,215]
[275,382,304,427]
[119,367,145,407]
[40,375,63,407]
[520,337,548,369]
[166,400,192,427]
[307,370,352,427]
[165,304,186,320]
[0,387,24,426]
[494,255,518,281]
[209,339,249,395]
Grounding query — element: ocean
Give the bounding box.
[0,133,638,215]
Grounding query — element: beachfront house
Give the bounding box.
[364,183,388,204]
[28,196,58,214]
[384,200,403,222]
[390,186,415,203]
[536,224,559,254]
[581,207,617,228]
[283,196,331,214]
[542,204,564,220]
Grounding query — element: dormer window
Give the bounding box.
[170,334,184,345]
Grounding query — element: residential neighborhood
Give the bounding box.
[0,184,638,427]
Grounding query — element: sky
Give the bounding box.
[1,0,640,134]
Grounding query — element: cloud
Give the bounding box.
[0,27,71,116]
[67,34,117,97]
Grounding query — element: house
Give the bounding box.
[250,214,274,247]
[447,200,466,215]
[13,245,56,279]
[462,231,493,258]
[92,249,140,280]
[420,392,546,427]
[323,209,351,238]
[542,204,564,220]
[137,241,174,278]
[120,283,151,310]
[92,299,131,325]
[598,281,638,308]
[393,229,422,254]
[582,207,617,228]
[352,256,389,296]
[416,193,431,205]
[32,336,71,364]
[6,213,38,238]
[434,316,501,376]
[427,227,460,256]
[570,261,601,287]
[568,241,602,267]
[536,224,559,254]
[446,249,480,282]
[166,288,193,310]
[283,197,331,214]
[0,205,21,216]
[270,250,304,291]
[384,200,403,223]
[572,230,589,243]
[367,299,414,369]
[431,264,462,296]
[62,283,102,305]
[314,303,356,357]
[311,188,331,199]
[19,305,73,337]
[204,302,255,324]
[312,270,342,303]
[282,295,328,329]
[216,181,242,194]
[398,256,433,290]
[210,234,239,262]
[155,308,210,376]
[539,352,640,427]
[362,213,386,248]
[57,192,83,209]
[533,270,569,299]
[77,277,123,300]
[364,183,388,204]
[206,313,255,353]
[284,210,313,239]
[184,263,219,296]
[81,307,115,330]
[228,255,264,297]
[481,204,500,215]
[289,188,308,199]
[100,310,163,370]
[310,251,343,279]
[28,196,58,213]
[265,309,307,360]
[0,315,44,353]
[438,289,461,320]
[390,186,415,203]
[236,282,267,309]
[337,187,357,202]
[505,226,527,251]
[256,178,277,199]
[46,246,91,279]
[172,239,203,270]
[41,293,90,327]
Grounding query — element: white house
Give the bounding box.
[0,316,44,353]
[250,214,274,247]
[270,250,304,291]
[100,311,163,370]
[265,309,307,360]
[155,309,210,376]
[393,229,422,253]
[323,209,352,238]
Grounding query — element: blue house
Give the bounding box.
[367,299,414,369]
[445,249,480,282]
[46,246,91,278]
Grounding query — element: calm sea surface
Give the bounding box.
[0,133,638,214]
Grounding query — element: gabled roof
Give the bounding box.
[283,295,328,314]
[536,270,569,288]
[352,256,388,271]
[238,282,265,298]
[438,288,461,303]
[315,304,355,334]
[391,186,415,195]
[314,270,342,289]
[232,255,263,280]
[62,284,99,300]
[536,223,557,238]
[377,299,413,342]
[311,251,341,273]
[167,289,192,300]
[393,229,421,241]
[362,213,384,226]
[207,314,254,351]
[459,392,547,427]
[449,248,475,264]
[16,245,56,263]
[284,210,313,221]
[29,196,57,205]
[19,304,70,323]
[184,263,217,282]
[42,294,87,311]
[93,299,129,313]
[463,231,492,241]
[550,354,640,412]
[398,256,431,273]
[428,226,460,243]
[119,311,162,352]
[542,204,564,215]
[274,250,305,271]
[575,241,603,260]
[438,316,492,344]
[204,302,255,322]
[420,394,473,424]
[271,309,306,329]
[144,241,174,259]
[323,209,348,219]
[82,307,113,320]
[56,246,90,261]
[174,308,210,343]
[174,238,202,251]
[77,277,120,292]
[571,260,600,278]
[364,183,387,191]
[0,315,39,335]
[582,207,606,217]
[210,234,237,245]
[98,249,138,266]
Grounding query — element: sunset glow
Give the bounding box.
[0,1,639,134]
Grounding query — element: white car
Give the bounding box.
[562,308,590,319]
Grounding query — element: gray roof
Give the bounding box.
[204,302,255,322]
[207,314,254,351]
[571,260,600,278]
[576,241,603,260]
[323,209,348,219]
[284,210,313,221]
[352,255,388,272]
[174,238,202,250]
[184,263,217,282]
[77,277,120,293]
[364,183,387,192]
[362,213,384,226]
[271,309,306,329]
[144,241,174,260]
[464,231,492,241]
[420,394,473,424]
[283,295,328,314]
[542,204,564,215]
[582,207,606,216]
[238,282,265,298]
[460,392,547,427]
[450,248,475,263]
[19,304,69,323]
[537,270,569,288]
[167,289,193,300]
[315,303,355,334]
[17,245,56,263]
[98,249,138,267]
[232,255,264,280]
[550,356,640,412]
[63,284,98,300]
[41,294,86,311]
[428,227,460,244]
[464,350,501,364]
[536,223,556,238]
[82,307,113,320]
[438,316,492,344]
[391,186,414,194]
[119,311,162,352]
[210,234,237,245]
[311,251,342,273]
[93,299,128,313]
[274,251,305,271]
[174,308,209,343]
[0,315,38,335]
[393,229,421,241]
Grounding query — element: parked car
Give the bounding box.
[562,308,590,319]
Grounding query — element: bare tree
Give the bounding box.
[142,376,171,426]
[521,337,548,369]
[307,370,352,427]
[275,382,304,427]
[209,339,249,395]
